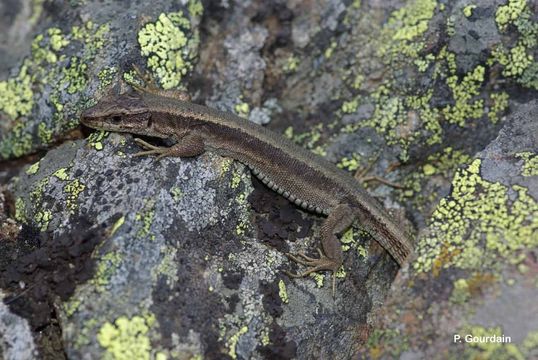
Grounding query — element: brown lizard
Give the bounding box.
[80,70,414,293]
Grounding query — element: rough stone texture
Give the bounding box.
[0,0,537,359]
[360,100,538,359]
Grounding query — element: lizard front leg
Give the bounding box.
[133,133,205,160]
[287,203,356,295]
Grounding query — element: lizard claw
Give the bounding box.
[285,249,340,297]
[133,138,168,159]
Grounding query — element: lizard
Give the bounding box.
[80,69,414,293]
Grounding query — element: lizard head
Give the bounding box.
[81,93,158,136]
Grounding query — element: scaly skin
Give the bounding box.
[81,73,414,293]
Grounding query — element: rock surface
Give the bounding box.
[0,0,536,359]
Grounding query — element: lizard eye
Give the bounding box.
[111,115,122,123]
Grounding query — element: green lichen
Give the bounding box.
[64,178,85,213]
[92,251,122,290]
[367,329,409,358]
[337,153,361,172]
[37,122,53,144]
[0,122,34,159]
[170,187,183,201]
[87,130,109,150]
[0,65,34,119]
[26,160,40,175]
[30,177,49,205]
[488,92,509,123]
[227,326,249,359]
[15,197,26,223]
[442,65,485,127]
[63,297,82,317]
[495,0,527,31]
[324,41,338,59]
[283,55,299,73]
[450,278,471,304]
[379,0,437,58]
[110,215,125,236]
[414,159,538,273]
[463,5,476,18]
[516,152,538,176]
[136,201,156,240]
[53,168,70,181]
[97,314,156,360]
[278,280,289,304]
[98,67,118,90]
[154,246,179,287]
[285,123,327,157]
[0,21,109,160]
[35,210,52,231]
[138,11,199,89]
[351,73,364,89]
[188,0,204,18]
[234,101,250,117]
[341,98,359,114]
[490,3,537,89]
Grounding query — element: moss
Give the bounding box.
[278,280,289,304]
[516,152,538,176]
[414,159,538,273]
[97,314,156,360]
[495,0,527,31]
[138,10,199,89]
[463,5,476,18]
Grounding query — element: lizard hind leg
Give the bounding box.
[129,64,192,102]
[286,204,356,296]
